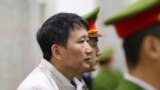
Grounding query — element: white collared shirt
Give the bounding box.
[125,73,157,90]
[17,58,59,90]
[18,58,75,90]
[74,78,85,90]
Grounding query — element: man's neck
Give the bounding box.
[130,65,160,90]
[50,59,76,80]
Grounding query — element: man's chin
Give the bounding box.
[87,66,97,72]
[82,63,98,72]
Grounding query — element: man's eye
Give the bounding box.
[79,39,85,43]
[89,42,97,48]
[94,44,98,47]
[79,38,89,43]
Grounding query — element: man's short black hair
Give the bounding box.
[123,22,160,69]
[36,13,89,61]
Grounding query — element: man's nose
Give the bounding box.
[86,43,92,54]
[86,48,92,55]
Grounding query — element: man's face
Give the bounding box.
[60,27,93,74]
[87,37,100,71]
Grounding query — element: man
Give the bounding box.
[74,7,101,90]
[17,13,93,90]
[104,0,160,90]
[92,48,123,90]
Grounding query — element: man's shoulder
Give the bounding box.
[17,67,58,90]
[116,79,143,90]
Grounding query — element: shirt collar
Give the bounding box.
[74,78,85,86]
[124,73,156,90]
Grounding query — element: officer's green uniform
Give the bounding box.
[92,48,123,90]
[104,0,160,90]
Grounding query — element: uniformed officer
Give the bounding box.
[104,0,160,90]
[75,6,101,90]
[92,48,123,90]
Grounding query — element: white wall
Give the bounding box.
[123,0,138,5]
[0,0,40,90]
[43,0,96,21]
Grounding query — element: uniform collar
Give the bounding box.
[124,73,156,90]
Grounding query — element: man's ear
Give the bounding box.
[142,35,160,60]
[51,44,62,60]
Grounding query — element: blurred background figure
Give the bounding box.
[105,0,160,90]
[92,48,123,90]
